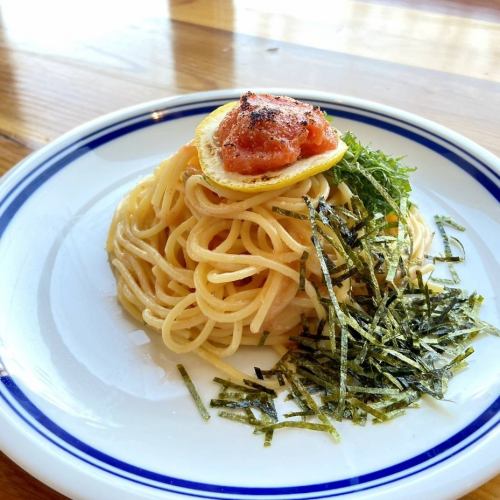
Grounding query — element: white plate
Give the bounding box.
[0,89,498,500]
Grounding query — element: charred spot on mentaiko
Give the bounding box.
[240,91,256,111]
[249,107,281,128]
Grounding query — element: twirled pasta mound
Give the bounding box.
[107,143,432,377]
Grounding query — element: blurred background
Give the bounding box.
[1,0,499,173]
[0,0,498,497]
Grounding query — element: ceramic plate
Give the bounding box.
[0,89,498,499]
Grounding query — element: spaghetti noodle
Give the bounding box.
[107,141,432,379]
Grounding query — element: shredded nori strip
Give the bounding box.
[283,410,315,418]
[272,206,308,220]
[177,364,210,421]
[210,399,253,409]
[305,196,349,417]
[243,379,277,396]
[205,136,498,446]
[386,197,408,282]
[279,361,340,441]
[258,330,270,346]
[432,256,462,263]
[264,428,274,447]
[213,377,259,393]
[218,411,264,427]
[258,421,332,432]
[349,398,389,422]
[299,250,309,292]
[432,215,465,284]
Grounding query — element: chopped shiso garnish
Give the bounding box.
[326,132,414,215]
[199,133,498,445]
[177,364,210,421]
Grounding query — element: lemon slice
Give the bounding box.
[195,101,348,193]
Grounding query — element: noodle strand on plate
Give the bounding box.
[107,143,431,381]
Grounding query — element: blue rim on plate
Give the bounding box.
[0,96,498,499]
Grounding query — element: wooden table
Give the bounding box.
[0,0,498,497]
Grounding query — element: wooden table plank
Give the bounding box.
[0,453,66,500]
[463,477,500,500]
[369,0,500,23]
[169,0,500,82]
[0,135,32,175]
[1,20,500,163]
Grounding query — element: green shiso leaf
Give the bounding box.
[326,132,414,215]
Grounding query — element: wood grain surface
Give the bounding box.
[0,0,498,498]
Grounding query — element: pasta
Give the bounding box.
[107,142,432,378]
